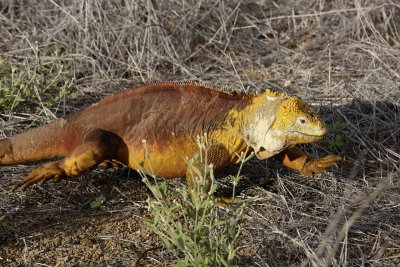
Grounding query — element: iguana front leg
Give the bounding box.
[13,129,126,191]
[275,146,342,176]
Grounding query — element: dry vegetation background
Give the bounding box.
[0,0,400,266]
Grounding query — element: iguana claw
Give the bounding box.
[13,161,66,191]
[301,155,342,177]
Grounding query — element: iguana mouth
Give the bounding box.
[291,131,326,138]
[255,146,281,160]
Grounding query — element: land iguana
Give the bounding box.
[0,81,341,196]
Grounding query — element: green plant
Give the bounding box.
[90,195,106,210]
[138,136,250,267]
[0,43,74,114]
[324,121,345,151]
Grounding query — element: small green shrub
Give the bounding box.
[90,195,106,210]
[0,43,74,114]
[138,136,250,267]
[324,121,345,151]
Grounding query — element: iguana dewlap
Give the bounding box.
[0,81,341,193]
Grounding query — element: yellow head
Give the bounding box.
[241,93,326,160]
[271,97,326,143]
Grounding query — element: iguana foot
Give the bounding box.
[301,155,342,177]
[13,161,66,191]
[276,147,342,177]
[98,159,125,169]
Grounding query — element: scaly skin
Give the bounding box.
[0,81,341,196]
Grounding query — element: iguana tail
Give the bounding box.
[0,119,73,165]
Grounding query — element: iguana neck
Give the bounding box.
[208,92,285,160]
[238,93,284,139]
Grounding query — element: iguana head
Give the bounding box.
[272,96,326,139]
[242,92,326,159]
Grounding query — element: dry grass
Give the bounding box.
[0,0,399,266]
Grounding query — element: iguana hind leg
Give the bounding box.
[13,129,127,191]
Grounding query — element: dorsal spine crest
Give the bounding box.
[125,80,264,96]
[264,88,286,98]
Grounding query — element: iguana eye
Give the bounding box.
[297,117,308,124]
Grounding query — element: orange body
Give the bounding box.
[0,81,341,193]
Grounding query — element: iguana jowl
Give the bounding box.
[0,81,341,194]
